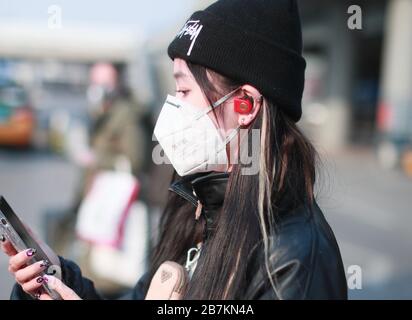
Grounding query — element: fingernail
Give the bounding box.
[40,260,50,269]
[43,275,54,288]
[36,277,44,283]
[0,235,5,242]
[26,248,36,257]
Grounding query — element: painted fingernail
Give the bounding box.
[36,277,44,283]
[43,275,54,288]
[0,235,5,242]
[40,260,50,268]
[26,248,36,257]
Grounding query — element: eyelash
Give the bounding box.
[176,89,190,96]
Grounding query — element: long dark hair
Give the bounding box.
[146,62,318,299]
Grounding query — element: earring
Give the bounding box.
[241,118,246,126]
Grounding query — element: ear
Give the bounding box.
[236,84,263,127]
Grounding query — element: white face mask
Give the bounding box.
[154,88,240,176]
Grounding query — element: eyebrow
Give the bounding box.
[173,71,188,80]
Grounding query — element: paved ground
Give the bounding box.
[316,146,412,299]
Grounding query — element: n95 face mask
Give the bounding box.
[153,89,240,176]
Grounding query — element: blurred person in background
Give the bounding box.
[44,62,149,298]
[84,62,148,190]
[2,0,347,300]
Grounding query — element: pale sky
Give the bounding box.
[0,0,196,35]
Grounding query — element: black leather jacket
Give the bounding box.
[10,172,347,300]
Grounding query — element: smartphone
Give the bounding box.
[0,195,62,300]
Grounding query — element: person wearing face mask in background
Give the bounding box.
[2,0,347,300]
[41,63,150,298]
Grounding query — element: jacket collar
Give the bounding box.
[169,171,230,239]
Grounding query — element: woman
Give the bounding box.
[1,0,347,300]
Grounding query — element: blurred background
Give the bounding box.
[0,0,411,299]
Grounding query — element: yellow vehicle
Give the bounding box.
[0,80,35,147]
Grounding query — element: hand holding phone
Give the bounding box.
[0,196,62,300]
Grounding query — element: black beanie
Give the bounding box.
[167,0,306,122]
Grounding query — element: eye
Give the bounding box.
[175,89,190,97]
